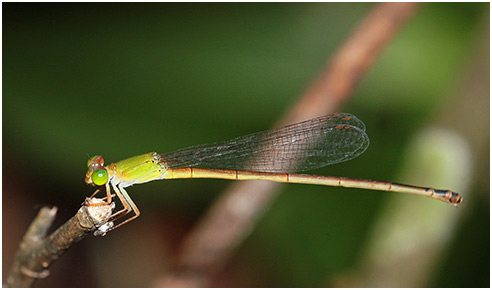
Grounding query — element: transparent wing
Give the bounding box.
[160,113,370,173]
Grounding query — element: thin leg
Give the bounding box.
[105,185,140,232]
[84,183,113,206]
[99,193,116,202]
[107,183,131,221]
[89,186,103,198]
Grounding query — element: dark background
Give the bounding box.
[3,3,489,287]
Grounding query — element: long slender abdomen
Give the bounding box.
[164,167,462,205]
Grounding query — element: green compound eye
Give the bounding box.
[91,169,108,185]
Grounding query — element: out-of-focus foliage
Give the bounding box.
[3,3,489,287]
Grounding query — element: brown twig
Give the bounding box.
[4,199,113,287]
[158,3,420,287]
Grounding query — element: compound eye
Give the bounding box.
[87,155,104,168]
[91,169,108,186]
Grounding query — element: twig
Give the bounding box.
[158,3,420,287]
[4,199,113,287]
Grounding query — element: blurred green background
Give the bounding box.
[3,3,489,287]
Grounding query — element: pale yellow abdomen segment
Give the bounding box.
[165,167,290,183]
[166,167,340,185]
[163,167,461,205]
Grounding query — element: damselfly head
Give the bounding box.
[85,155,108,186]
[87,155,105,169]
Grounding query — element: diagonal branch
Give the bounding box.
[158,3,420,287]
[4,199,113,287]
